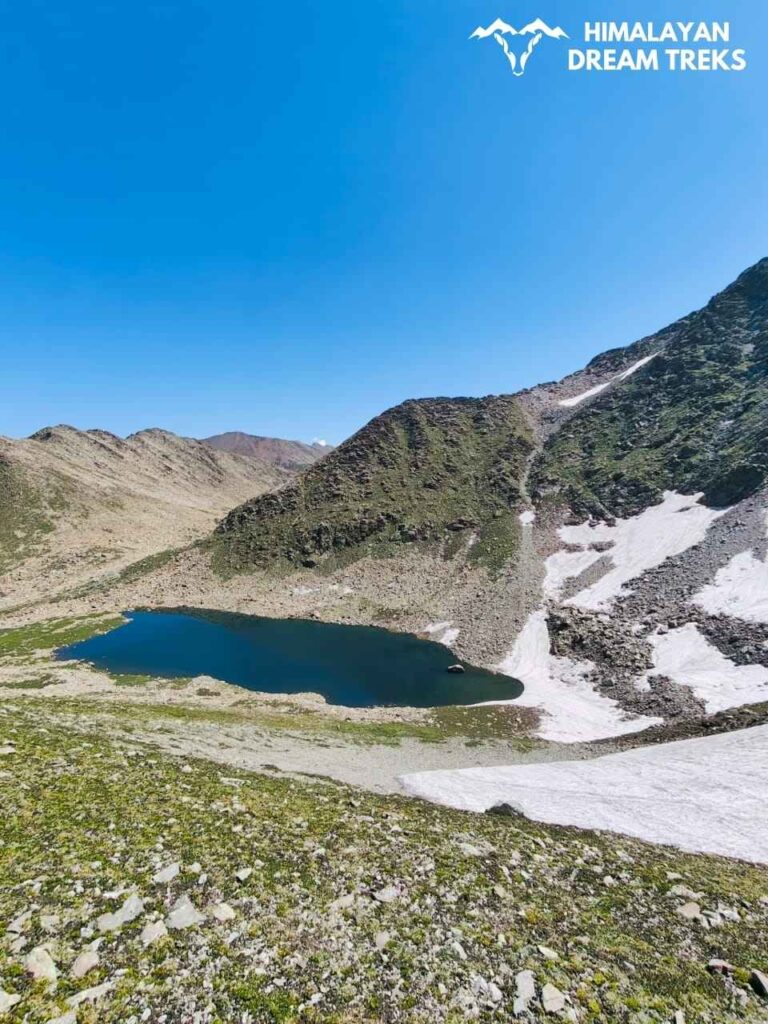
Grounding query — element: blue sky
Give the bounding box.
[1,0,766,443]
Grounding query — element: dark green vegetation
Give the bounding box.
[1,704,767,1023]
[533,258,768,517]
[212,397,535,574]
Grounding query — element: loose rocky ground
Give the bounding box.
[2,701,768,1024]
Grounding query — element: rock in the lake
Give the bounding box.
[541,983,566,1014]
[71,948,99,979]
[166,894,205,930]
[446,664,465,674]
[153,862,180,884]
[140,919,168,946]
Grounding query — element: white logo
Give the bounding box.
[470,17,568,76]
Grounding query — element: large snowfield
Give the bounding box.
[400,724,768,863]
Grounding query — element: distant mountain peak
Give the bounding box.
[202,432,333,472]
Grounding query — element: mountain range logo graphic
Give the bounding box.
[470,17,568,76]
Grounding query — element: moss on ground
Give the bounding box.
[0,703,766,1022]
[0,615,125,660]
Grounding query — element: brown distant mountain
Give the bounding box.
[202,432,333,472]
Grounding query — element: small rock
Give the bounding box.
[166,894,205,930]
[140,919,168,946]
[329,893,356,912]
[235,867,253,882]
[514,969,536,1014]
[97,893,144,933]
[40,914,60,933]
[707,958,734,975]
[676,901,704,923]
[373,885,399,904]
[67,980,114,1007]
[152,862,180,885]
[25,946,58,985]
[7,910,31,934]
[538,944,559,960]
[45,1012,77,1024]
[0,990,21,1014]
[541,983,566,1014]
[750,969,768,998]
[71,948,99,979]
[211,902,236,923]
[375,930,390,950]
[672,1011,685,1024]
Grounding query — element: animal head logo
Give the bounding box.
[470,17,568,76]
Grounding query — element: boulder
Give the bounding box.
[25,946,58,985]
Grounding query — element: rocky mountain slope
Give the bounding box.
[0,426,290,608]
[201,258,768,738]
[202,431,332,471]
[213,397,536,574]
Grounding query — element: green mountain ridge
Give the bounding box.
[533,257,768,516]
[213,396,536,574]
[214,257,768,575]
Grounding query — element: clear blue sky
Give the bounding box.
[1,0,766,443]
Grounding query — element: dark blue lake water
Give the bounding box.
[56,608,522,709]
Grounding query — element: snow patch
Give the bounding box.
[423,621,459,648]
[558,380,611,408]
[558,353,658,408]
[643,623,768,713]
[546,491,725,610]
[400,724,768,862]
[693,511,768,624]
[488,610,660,742]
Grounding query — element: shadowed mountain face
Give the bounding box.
[532,257,768,517]
[213,397,536,573]
[202,432,332,472]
